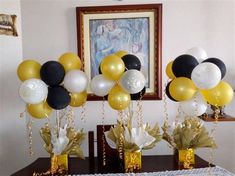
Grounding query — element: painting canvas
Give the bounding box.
[89,18,150,87]
[77,4,162,100]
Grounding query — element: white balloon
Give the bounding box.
[90,74,115,96]
[64,70,88,93]
[19,78,48,104]
[180,92,207,117]
[120,70,146,94]
[191,62,221,89]
[186,47,207,62]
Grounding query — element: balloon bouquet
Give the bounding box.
[17,52,88,118]
[165,47,234,117]
[17,52,87,174]
[90,50,146,110]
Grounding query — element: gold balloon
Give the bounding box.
[70,91,87,107]
[27,101,53,119]
[58,52,82,72]
[17,60,41,81]
[169,77,197,101]
[166,61,175,79]
[101,54,125,80]
[115,50,128,58]
[201,81,234,106]
[108,85,131,110]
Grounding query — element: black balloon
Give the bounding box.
[122,54,141,70]
[172,54,199,78]
[98,65,102,74]
[165,81,177,102]
[47,86,71,110]
[131,87,146,100]
[202,58,226,79]
[40,61,65,86]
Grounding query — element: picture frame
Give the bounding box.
[76,4,162,100]
[0,14,18,36]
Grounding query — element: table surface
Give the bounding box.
[11,155,213,176]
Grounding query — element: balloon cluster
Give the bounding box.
[90,50,146,110]
[165,47,234,116]
[17,52,88,119]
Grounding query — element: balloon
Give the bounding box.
[40,61,65,86]
[120,70,146,94]
[121,54,141,70]
[180,92,207,116]
[70,91,87,107]
[169,77,197,101]
[90,74,115,97]
[201,81,234,106]
[64,70,88,93]
[172,54,199,78]
[185,47,207,61]
[100,54,125,80]
[165,61,175,79]
[131,87,146,100]
[203,58,226,79]
[115,50,128,58]
[58,52,82,72]
[165,81,177,102]
[17,60,41,81]
[191,62,221,89]
[108,85,131,110]
[47,86,71,110]
[19,78,48,104]
[27,101,53,119]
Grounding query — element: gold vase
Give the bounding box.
[124,150,142,173]
[177,148,195,169]
[50,154,68,173]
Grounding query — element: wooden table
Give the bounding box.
[11,155,213,176]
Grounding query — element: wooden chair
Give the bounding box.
[97,125,122,172]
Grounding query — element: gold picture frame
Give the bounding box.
[76,4,162,100]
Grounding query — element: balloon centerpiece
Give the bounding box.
[165,47,234,118]
[17,52,88,174]
[163,47,234,168]
[105,104,162,172]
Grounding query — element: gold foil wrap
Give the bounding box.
[178,148,195,169]
[51,154,68,173]
[124,151,141,172]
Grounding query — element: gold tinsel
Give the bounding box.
[162,117,217,150]
[40,125,85,159]
[107,108,162,152]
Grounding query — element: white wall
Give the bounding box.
[0,0,31,175]
[0,0,233,175]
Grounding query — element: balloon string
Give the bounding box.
[66,107,75,128]
[20,107,26,118]
[101,99,106,166]
[56,110,60,137]
[80,104,86,123]
[118,110,124,159]
[26,117,34,156]
[207,95,219,174]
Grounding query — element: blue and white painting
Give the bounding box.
[89,17,150,87]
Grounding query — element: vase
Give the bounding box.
[50,154,68,173]
[176,148,195,169]
[124,150,142,172]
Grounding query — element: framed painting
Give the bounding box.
[76,4,162,100]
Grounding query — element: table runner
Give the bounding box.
[68,166,234,176]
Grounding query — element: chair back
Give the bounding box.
[97,125,120,172]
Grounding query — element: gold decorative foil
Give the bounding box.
[51,154,68,173]
[124,151,141,172]
[178,148,195,169]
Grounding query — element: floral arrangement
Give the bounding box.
[105,106,162,152]
[162,117,216,150]
[40,124,85,158]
